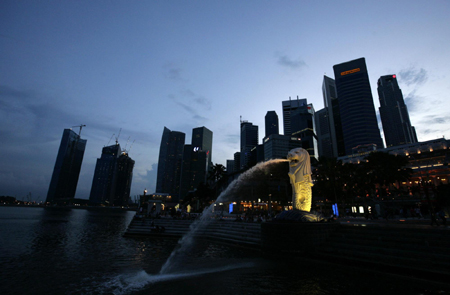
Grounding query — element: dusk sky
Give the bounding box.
[1,1,449,202]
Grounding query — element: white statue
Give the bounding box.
[287,148,313,212]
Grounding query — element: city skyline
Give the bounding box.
[1,1,449,201]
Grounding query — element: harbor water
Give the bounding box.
[0,206,447,295]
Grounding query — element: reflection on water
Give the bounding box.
[0,207,448,295]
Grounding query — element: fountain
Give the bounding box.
[261,148,338,254]
[159,150,336,273]
[159,158,288,274]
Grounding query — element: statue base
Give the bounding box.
[261,210,338,255]
[274,209,326,222]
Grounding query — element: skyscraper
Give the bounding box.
[46,128,87,204]
[156,127,185,200]
[282,98,307,136]
[315,108,333,159]
[114,152,135,206]
[263,134,302,161]
[333,58,384,155]
[240,120,258,169]
[89,143,121,205]
[290,102,318,160]
[378,74,418,147]
[192,126,213,169]
[89,142,134,206]
[265,111,279,138]
[179,127,212,201]
[321,75,345,157]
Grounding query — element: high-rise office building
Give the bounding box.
[315,108,334,159]
[233,152,241,172]
[114,152,135,206]
[179,127,212,201]
[89,143,121,205]
[226,160,235,175]
[378,74,418,147]
[290,102,318,160]
[265,111,279,138]
[263,134,302,161]
[333,58,384,155]
[282,98,307,136]
[89,142,135,206]
[156,127,185,201]
[192,126,213,169]
[46,128,87,204]
[321,75,345,157]
[240,121,258,169]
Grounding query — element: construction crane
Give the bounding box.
[115,128,122,145]
[123,139,135,155]
[106,133,115,146]
[72,124,86,136]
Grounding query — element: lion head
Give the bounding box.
[287,148,312,183]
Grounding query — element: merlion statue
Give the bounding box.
[287,148,313,212]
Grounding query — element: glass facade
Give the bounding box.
[46,129,87,203]
[333,58,384,155]
[156,127,185,201]
[378,75,417,147]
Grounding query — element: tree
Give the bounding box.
[361,152,411,198]
[313,157,343,204]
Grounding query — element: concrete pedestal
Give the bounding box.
[261,221,339,254]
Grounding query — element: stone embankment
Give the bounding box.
[124,215,450,284]
[314,221,450,282]
[124,217,261,248]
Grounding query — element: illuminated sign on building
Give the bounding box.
[340,68,360,76]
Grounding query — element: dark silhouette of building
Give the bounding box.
[89,142,134,206]
[290,102,318,160]
[192,126,213,169]
[333,57,384,155]
[318,75,345,158]
[315,108,333,159]
[179,127,212,201]
[240,120,258,169]
[263,134,302,161]
[46,128,87,204]
[89,143,121,205]
[265,111,279,137]
[282,97,307,136]
[233,152,241,172]
[156,127,185,201]
[378,74,418,147]
[179,144,208,201]
[115,152,134,206]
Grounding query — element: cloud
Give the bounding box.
[276,54,307,69]
[422,115,447,125]
[136,163,158,193]
[163,63,187,82]
[403,89,422,112]
[168,89,211,122]
[194,96,211,110]
[398,67,428,86]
